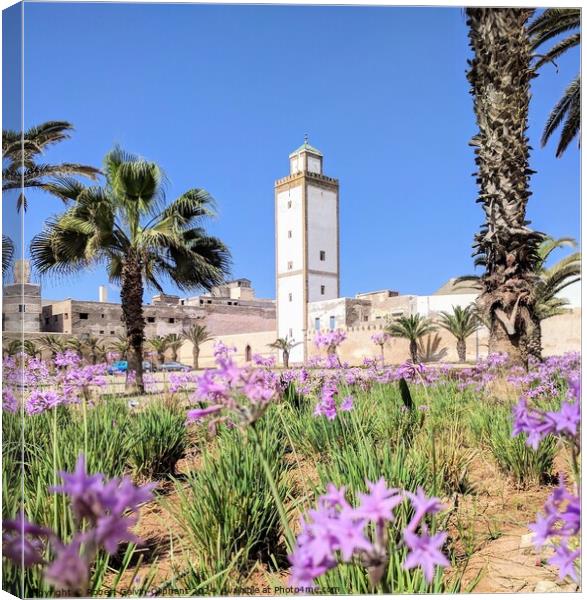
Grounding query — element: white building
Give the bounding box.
[275,138,340,362]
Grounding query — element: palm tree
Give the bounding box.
[148,336,170,365]
[385,315,436,363]
[457,235,580,357]
[66,337,86,359]
[31,147,230,392]
[2,235,15,279]
[38,334,68,359]
[2,121,100,211]
[109,334,130,360]
[437,305,479,363]
[466,8,544,366]
[268,336,299,369]
[528,9,580,157]
[182,323,211,369]
[2,339,39,357]
[166,333,184,362]
[82,335,105,365]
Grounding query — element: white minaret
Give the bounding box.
[275,137,340,364]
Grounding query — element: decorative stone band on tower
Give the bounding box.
[275,139,340,364]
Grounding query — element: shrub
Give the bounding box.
[468,402,556,487]
[129,400,187,480]
[168,423,290,576]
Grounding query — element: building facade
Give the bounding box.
[275,139,339,363]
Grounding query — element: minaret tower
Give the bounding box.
[275,137,340,364]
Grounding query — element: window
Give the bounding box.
[18,305,25,313]
[101,314,105,319]
[245,345,252,362]
[329,316,335,330]
[287,200,292,209]
[287,261,293,270]
[227,301,232,306]
[288,230,292,239]
[288,293,293,302]
[320,250,326,261]
[79,313,89,320]
[99,330,104,334]
[207,300,212,304]
[320,285,325,295]
[288,328,293,338]
[110,330,115,335]
[168,318,175,324]
[199,299,204,305]
[45,318,49,325]
[64,313,69,319]
[147,316,155,323]
[315,318,321,330]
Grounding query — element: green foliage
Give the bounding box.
[168,421,290,577]
[528,9,580,157]
[386,314,437,342]
[437,305,479,341]
[2,399,134,597]
[129,401,187,479]
[467,401,556,487]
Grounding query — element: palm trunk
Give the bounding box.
[283,350,289,369]
[193,345,200,369]
[466,8,542,368]
[120,251,145,393]
[171,348,178,362]
[456,339,466,363]
[409,340,418,363]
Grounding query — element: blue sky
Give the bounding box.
[3,3,581,302]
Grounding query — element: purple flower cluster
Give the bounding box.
[313,379,354,420]
[514,372,581,582]
[289,479,447,588]
[25,390,65,415]
[513,378,580,450]
[314,330,347,356]
[54,350,82,369]
[528,477,580,582]
[186,341,280,430]
[371,332,389,346]
[2,455,153,594]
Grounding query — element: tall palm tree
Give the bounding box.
[528,9,580,157]
[458,235,580,357]
[437,305,479,363]
[182,323,211,370]
[268,336,299,369]
[2,121,100,211]
[2,235,15,279]
[466,8,544,366]
[385,314,436,363]
[31,147,230,392]
[165,333,184,362]
[148,336,170,365]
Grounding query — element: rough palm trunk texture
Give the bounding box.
[193,346,200,369]
[466,8,543,366]
[409,340,418,364]
[120,251,145,392]
[457,339,467,363]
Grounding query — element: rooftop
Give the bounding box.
[289,135,323,157]
[433,278,481,296]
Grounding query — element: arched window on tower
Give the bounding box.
[245,345,252,362]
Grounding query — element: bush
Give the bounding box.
[168,422,290,576]
[129,400,187,480]
[468,402,556,487]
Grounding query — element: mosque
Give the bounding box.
[2,141,580,366]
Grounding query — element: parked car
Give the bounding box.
[158,361,191,372]
[107,360,155,375]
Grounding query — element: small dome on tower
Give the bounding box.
[289,135,323,174]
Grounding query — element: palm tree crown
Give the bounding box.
[2,121,100,211]
[528,9,580,157]
[182,323,212,369]
[31,146,230,391]
[437,305,479,362]
[385,314,436,363]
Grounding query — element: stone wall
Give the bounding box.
[3,283,42,332]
